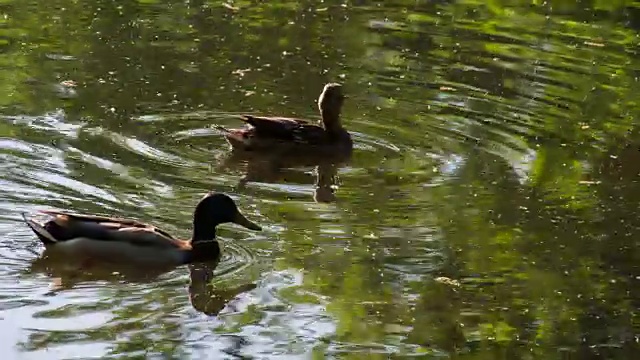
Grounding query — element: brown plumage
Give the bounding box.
[215,83,352,155]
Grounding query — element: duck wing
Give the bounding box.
[23,210,186,250]
[241,115,327,144]
[241,114,310,126]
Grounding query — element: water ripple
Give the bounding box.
[0,0,633,358]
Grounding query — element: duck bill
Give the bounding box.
[233,212,262,231]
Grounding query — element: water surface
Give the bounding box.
[0,0,639,358]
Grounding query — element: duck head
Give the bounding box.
[192,193,261,241]
[317,83,345,129]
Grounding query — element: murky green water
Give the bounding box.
[0,0,639,358]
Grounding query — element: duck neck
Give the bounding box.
[192,221,217,243]
[320,108,342,133]
[187,224,221,263]
[185,241,220,263]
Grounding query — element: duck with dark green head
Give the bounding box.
[22,192,261,267]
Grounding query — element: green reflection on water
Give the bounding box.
[0,0,639,358]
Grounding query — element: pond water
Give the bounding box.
[0,0,639,358]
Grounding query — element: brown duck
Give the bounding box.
[215,83,352,155]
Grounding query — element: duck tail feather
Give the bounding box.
[22,212,58,244]
[213,125,231,134]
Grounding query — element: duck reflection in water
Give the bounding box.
[188,262,256,316]
[26,255,256,316]
[216,151,346,204]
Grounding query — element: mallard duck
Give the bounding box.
[215,83,352,155]
[22,193,261,267]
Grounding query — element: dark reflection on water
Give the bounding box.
[0,0,639,358]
